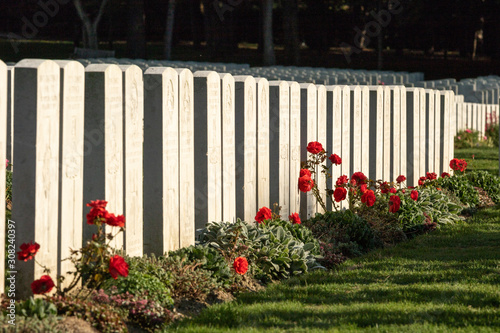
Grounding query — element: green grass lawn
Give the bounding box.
[169,204,500,332]
[454,147,499,176]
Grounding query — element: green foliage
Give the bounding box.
[92,288,174,332]
[437,174,479,207]
[266,218,320,255]
[305,210,379,258]
[455,128,483,148]
[417,188,464,225]
[15,297,57,320]
[485,123,499,146]
[49,295,127,333]
[167,244,232,288]
[198,219,322,283]
[0,313,63,333]
[102,269,173,309]
[397,193,427,232]
[467,170,500,204]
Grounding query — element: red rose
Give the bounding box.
[329,154,342,165]
[459,160,467,172]
[333,187,347,202]
[450,158,460,171]
[351,172,367,185]
[336,175,348,187]
[389,187,397,194]
[289,213,301,224]
[300,169,312,178]
[360,184,368,194]
[426,172,437,180]
[396,175,406,183]
[17,241,40,262]
[380,181,390,194]
[298,175,314,192]
[255,207,272,223]
[87,200,108,209]
[233,257,248,275]
[402,189,406,194]
[389,195,401,213]
[410,190,418,201]
[361,190,376,207]
[86,200,111,225]
[307,141,323,154]
[106,213,125,228]
[441,172,450,178]
[418,176,427,186]
[31,275,55,295]
[109,255,129,279]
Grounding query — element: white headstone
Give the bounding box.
[434,90,441,173]
[399,86,407,179]
[326,86,342,210]
[368,86,384,182]
[193,71,222,229]
[176,68,195,248]
[54,60,85,288]
[349,86,362,174]
[118,65,143,257]
[269,81,290,217]
[83,64,124,249]
[289,82,301,216]
[0,61,6,294]
[219,73,236,222]
[316,85,327,212]
[300,83,317,220]
[234,76,257,222]
[360,86,370,176]
[405,88,421,186]
[143,67,179,255]
[390,86,401,182]
[6,66,13,165]
[341,86,351,208]
[14,59,60,299]
[421,89,436,171]
[256,78,270,209]
[382,86,391,181]
[440,91,451,174]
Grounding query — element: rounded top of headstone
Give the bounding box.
[117,64,142,74]
[233,75,256,84]
[85,63,122,75]
[144,66,176,76]
[53,60,85,71]
[15,59,59,69]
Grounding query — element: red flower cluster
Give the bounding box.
[289,212,301,224]
[336,175,348,186]
[418,176,427,186]
[298,169,314,192]
[441,172,450,178]
[389,195,401,213]
[86,200,125,228]
[396,175,406,183]
[255,207,272,223]
[329,154,342,165]
[450,158,467,172]
[351,172,367,186]
[31,275,55,295]
[307,141,323,154]
[233,257,248,275]
[17,241,40,262]
[109,255,129,279]
[380,181,391,194]
[361,190,376,207]
[410,190,419,201]
[333,187,347,202]
[426,172,437,180]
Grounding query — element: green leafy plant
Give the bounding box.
[484,123,499,146]
[416,188,464,225]
[467,170,500,204]
[437,174,479,207]
[15,297,57,320]
[455,128,483,148]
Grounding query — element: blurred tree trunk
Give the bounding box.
[164,0,177,60]
[262,0,275,65]
[73,0,109,50]
[190,0,201,48]
[126,0,146,58]
[282,0,300,65]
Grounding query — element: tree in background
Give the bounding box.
[73,0,110,49]
[126,0,147,58]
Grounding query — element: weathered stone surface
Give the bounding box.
[118,65,143,257]
[219,73,236,222]
[193,71,222,229]
[300,83,317,220]
[83,64,124,249]
[143,68,175,255]
[405,88,421,186]
[316,84,327,213]
[289,82,301,216]
[368,86,384,182]
[256,78,270,209]
[54,60,85,288]
[0,61,6,294]
[326,86,342,210]
[424,90,435,174]
[234,75,257,222]
[269,81,289,217]
[13,59,60,299]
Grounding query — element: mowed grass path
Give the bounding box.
[454,147,499,175]
[169,205,500,332]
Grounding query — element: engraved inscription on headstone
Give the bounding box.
[256,78,270,209]
[289,82,301,216]
[316,85,327,212]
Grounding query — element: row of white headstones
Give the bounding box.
[0,59,496,298]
